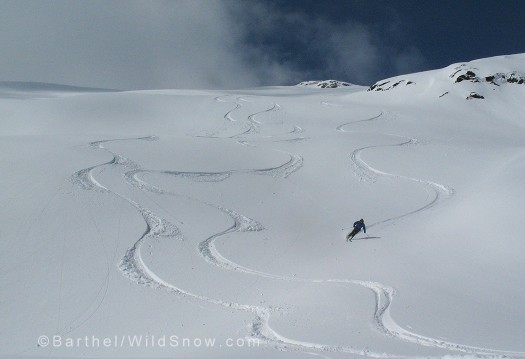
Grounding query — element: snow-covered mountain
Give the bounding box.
[2,55,525,359]
[367,53,525,100]
[297,79,354,88]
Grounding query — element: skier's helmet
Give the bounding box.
[360,218,364,222]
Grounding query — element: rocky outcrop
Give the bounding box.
[450,65,525,86]
[367,79,416,92]
[366,62,524,99]
[466,92,485,100]
[298,80,352,88]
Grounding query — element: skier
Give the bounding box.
[346,218,366,241]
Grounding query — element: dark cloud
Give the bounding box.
[229,1,429,85]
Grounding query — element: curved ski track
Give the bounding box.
[70,100,525,358]
[71,137,282,351]
[207,96,304,141]
[336,112,384,132]
[350,135,454,229]
[338,113,455,229]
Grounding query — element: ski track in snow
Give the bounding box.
[69,99,525,358]
[70,134,332,357]
[351,136,455,229]
[336,112,384,132]
[338,113,455,229]
[205,96,302,142]
[70,137,280,352]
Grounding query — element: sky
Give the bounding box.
[0,0,524,90]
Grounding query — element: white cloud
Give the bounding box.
[0,0,264,89]
[0,0,426,89]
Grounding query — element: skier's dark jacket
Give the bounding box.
[353,221,366,233]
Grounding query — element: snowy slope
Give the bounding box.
[0,81,119,99]
[367,53,525,101]
[1,55,525,359]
